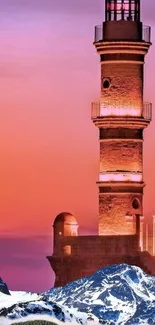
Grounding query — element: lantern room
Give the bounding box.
[105,0,140,22]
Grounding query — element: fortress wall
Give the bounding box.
[54,235,138,257]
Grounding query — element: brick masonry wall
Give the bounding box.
[100,128,143,140]
[103,21,142,42]
[48,234,140,287]
[52,235,138,258]
[99,193,142,235]
[100,140,143,172]
[63,235,138,255]
[99,61,144,236]
[48,251,155,287]
[100,63,143,111]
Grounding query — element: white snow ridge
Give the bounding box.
[0,264,155,325]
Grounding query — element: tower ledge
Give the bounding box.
[94,41,151,56]
[97,181,145,188]
[92,116,151,129]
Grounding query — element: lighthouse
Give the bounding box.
[92,0,152,237]
[47,0,155,288]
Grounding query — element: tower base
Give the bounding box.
[47,234,155,287]
[47,250,155,287]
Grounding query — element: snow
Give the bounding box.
[0,264,155,325]
[0,291,39,309]
[0,315,75,325]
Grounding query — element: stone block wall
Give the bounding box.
[100,140,143,172]
[103,21,143,42]
[98,60,144,236]
[47,234,139,287]
[100,63,143,114]
[99,193,142,235]
[48,250,155,287]
[100,128,143,140]
[53,235,138,257]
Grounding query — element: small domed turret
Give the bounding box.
[53,212,78,255]
[54,212,77,226]
[53,212,78,237]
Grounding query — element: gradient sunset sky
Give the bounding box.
[0,0,155,292]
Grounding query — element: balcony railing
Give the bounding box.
[94,25,103,43]
[143,25,151,43]
[91,101,152,121]
[94,24,151,43]
[143,102,152,121]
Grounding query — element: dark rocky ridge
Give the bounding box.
[0,277,10,295]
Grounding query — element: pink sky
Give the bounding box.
[0,0,155,292]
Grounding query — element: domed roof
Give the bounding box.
[53,212,78,225]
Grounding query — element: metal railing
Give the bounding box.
[143,102,152,121]
[92,102,100,118]
[94,24,151,43]
[91,101,152,121]
[94,25,103,43]
[142,25,151,43]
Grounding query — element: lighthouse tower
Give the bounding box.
[47,0,155,288]
[92,0,152,237]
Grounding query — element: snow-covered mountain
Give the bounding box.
[0,264,155,325]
